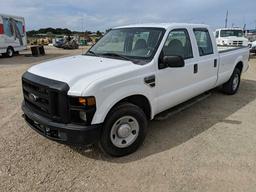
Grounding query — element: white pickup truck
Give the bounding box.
[22,23,249,156]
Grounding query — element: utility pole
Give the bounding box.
[225,10,228,28]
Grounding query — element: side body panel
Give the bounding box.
[216,47,249,86]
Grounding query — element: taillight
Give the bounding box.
[0,24,4,34]
[22,25,25,34]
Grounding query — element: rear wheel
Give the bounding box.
[99,103,148,157]
[5,47,14,57]
[222,68,241,95]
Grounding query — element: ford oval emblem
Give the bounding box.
[29,93,38,102]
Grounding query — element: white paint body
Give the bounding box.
[0,14,27,55]
[27,23,250,125]
[215,28,249,46]
[249,40,256,52]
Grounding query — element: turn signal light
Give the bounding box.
[78,97,96,106]
[79,98,87,106]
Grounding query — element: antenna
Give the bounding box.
[81,15,85,54]
[225,10,228,28]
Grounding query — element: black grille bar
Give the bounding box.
[22,72,70,123]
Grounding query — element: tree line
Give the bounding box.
[27,28,103,37]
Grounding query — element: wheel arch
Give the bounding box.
[92,93,153,124]
[235,61,243,73]
[111,94,152,120]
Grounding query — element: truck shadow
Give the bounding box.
[71,79,256,163]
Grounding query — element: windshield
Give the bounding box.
[220,30,244,37]
[88,27,165,61]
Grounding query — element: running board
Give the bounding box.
[154,92,212,121]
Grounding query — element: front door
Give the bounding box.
[155,28,197,114]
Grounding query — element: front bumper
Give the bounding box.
[22,102,102,145]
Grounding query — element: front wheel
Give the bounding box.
[222,68,241,95]
[99,103,148,157]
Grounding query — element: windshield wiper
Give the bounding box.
[100,53,132,62]
[86,50,98,56]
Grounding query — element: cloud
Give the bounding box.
[0,0,255,31]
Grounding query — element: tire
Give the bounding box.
[99,102,148,157]
[222,68,241,95]
[5,47,14,57]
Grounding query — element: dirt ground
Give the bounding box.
[0,47,256,192]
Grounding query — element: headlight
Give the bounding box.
[222,40,227,45]
[69,96,96,108]
[69,96,96,124]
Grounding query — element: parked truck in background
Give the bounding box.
[0,14,27,57]
[215,28,249,47]
[249,40,256,54]
[21,23,249,156]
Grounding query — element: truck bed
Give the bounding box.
[217,46,249,53]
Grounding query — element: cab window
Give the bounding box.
[162,29,193,59]
[193,29,213,56]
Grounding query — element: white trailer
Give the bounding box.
[0,14,27,57]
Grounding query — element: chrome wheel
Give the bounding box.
[110,116,139,148]
[232,73,239,91]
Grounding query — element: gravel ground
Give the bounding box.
[0,47,256,192]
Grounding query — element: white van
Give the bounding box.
[0,14,27,57]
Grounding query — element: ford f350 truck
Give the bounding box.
[22,23,249,156]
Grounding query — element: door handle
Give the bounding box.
[194,64,198,74]
[144,75,155,87]
[214,59,217,68]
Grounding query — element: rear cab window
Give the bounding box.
[193,28,213,56]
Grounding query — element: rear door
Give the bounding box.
[192,28,218,92]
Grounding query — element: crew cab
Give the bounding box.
[215,28,249,47]
[22,23,249,156]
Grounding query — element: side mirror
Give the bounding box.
[163,56,185,68]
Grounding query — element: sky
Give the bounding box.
[0,0,255,31]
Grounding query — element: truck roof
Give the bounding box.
[216,28,243,31]
[114,23,209,30]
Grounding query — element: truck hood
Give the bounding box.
[28,55,138,89]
